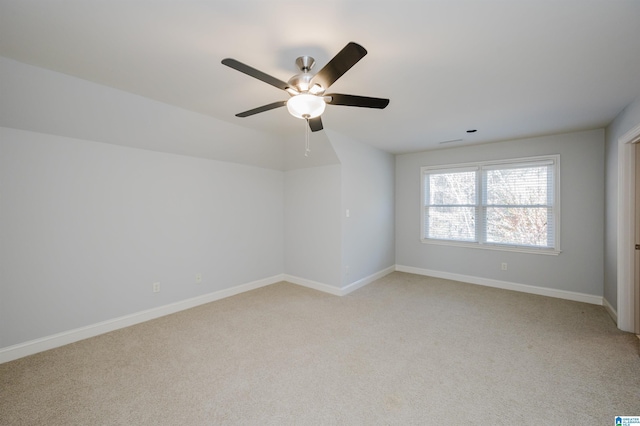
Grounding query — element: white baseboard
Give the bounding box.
[0,274,284,364]
[341,265,396,295]
[395,265,603,306]
[5,264,600,364]
[602,298,618,323]
[285,265,395,297]
[283,275,343,296]
[1,266,397,364]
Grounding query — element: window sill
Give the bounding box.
[420,238,561,256]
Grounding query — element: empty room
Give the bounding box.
[1,1,640,424]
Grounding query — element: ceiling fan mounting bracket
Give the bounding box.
[295,56,315,72]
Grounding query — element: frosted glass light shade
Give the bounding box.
[286,94,326,119]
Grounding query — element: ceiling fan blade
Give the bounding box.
[308,116,323,132]
[236,101,287,117]
[326,93,390,109]
[311,42,367,90]
[222,58,290,91]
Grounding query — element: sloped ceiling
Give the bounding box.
[1,0,639,163]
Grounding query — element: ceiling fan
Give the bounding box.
[221,42,389,132]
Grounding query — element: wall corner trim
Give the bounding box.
[395,265,603,306]
[0,274,285,364]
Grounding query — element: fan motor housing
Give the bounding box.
[288,73,315,93]
[287,56,325,95]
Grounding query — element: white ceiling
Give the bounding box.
[1,0,639,155]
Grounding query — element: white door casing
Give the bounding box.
[635,145,640,334]
[618,123,640,332]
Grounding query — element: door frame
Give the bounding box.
[636,146,640,334]
[618,123,640,332]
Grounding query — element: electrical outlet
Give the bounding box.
[501,263,508,271]
[153,282,160,293]
[195,273,202,284]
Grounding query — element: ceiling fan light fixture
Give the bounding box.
[222,42,388,131]
[286,94,326,119]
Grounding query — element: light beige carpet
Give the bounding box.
[1,272,639,425]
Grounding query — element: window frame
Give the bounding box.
[420,155,561,255]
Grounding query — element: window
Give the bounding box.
[421,155,560,254]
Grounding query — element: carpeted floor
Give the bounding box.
[1,272,639,425]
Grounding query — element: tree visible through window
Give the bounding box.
[422,156,559,252]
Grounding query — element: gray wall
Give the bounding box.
[283,165,342,288]
[396,130,605,296]
[604,95,640,310]
[0,127,284,349]
[282,131,396,290]
[0,57,291,352]
[328,130,395,287]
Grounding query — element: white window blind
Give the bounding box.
[421,156,560,253]
[423,167,478,242]
[482,160,555,248]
